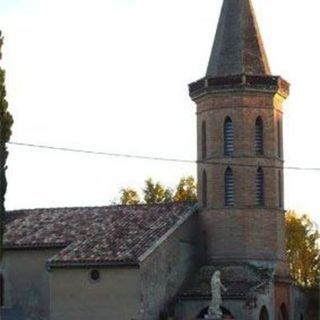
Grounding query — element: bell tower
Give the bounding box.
[189,0,290,273]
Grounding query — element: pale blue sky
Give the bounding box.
[1,0,320,226]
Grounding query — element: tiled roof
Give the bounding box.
[4,202,196,266]
[180,264,272,299]
[4,211,27,224]
[206,0,270,77]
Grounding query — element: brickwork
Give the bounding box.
[200,208,287,265]
[274,282,291,319]
[193,87,289,273]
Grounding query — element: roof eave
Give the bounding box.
[47,260,140,270]
[189,74,290,101]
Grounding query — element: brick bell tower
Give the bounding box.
[189,0,290,275]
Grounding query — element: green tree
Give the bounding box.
[285,211,320,288]
[119,187,141,205]
[0,32,13,258]
[173,176,197,203]
[143,178,173,204]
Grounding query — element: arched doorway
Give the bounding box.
[259,306,269,320]
[197,306,234,319]
[278,303,289,320]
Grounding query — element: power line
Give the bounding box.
[8,142,194,164]
[8,141,320,172]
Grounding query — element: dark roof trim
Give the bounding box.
[47,260,140,270]
[4,243,68,250]
[179,295,245,301]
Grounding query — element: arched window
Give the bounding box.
[259,306,269,320]
[255,117,264,155]
[256,167,264,206]
[225,167,234,206]
[279,303,289,320]
[202,170,207,208]
[278,170,282,208]
[224,117,233,156]
[202,121,207,159]
[277,119,282,158]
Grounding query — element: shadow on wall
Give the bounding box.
[197,306,235,319]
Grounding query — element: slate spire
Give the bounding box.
[206,0,271,77]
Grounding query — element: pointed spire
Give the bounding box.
[206,0,271,77]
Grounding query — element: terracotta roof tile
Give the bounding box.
[4,202,196,266]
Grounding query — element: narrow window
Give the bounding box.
[277,119,282,158]
[202,121,207,159]
[259,306,269,320]
[0,273,3,307]
[224,117,233,156]
[280,304,289,320]
[202,170,207,208]
[225,167,234,206]
[256,167,264,206]
[278,171,282,208]
[255,117,264,155]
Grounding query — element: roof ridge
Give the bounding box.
[7,200,192,214]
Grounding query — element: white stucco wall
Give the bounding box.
[49,266,140,320]
[3,248,60,320]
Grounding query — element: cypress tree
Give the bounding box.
[0,31,13,258]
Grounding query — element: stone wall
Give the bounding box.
[2,249,59,320]
[49,266,140,320]
[176,298,258,320]
[292,286,308,320]
[140,213,201,320]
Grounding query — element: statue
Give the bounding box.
[205,271,227,320]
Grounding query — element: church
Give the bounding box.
[0,0,308,319]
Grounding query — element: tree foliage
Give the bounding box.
[118,176,197,205]
[173,176,197,203]
[119,188,141,205]
[0,32,13,258]
[143,178,173,204]
[285,211,320,288]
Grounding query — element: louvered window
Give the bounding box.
[202,121,207,159]
[256,167,264,206]
[224,117,233,156]
[202,170,207,208]
[255,117,264,155]
[225,167,234,206]
[278,171,283,208]
[277,120,282,158]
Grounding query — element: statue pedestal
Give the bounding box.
[205,310,222,320]
[204,315,222,320]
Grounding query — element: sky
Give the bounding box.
[0,0,320,226]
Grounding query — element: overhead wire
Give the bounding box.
[8,141,320,172]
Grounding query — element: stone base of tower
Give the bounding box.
[174,263,308,320]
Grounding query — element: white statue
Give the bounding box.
[206,271,227,320]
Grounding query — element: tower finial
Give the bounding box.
[206,0,270,77]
